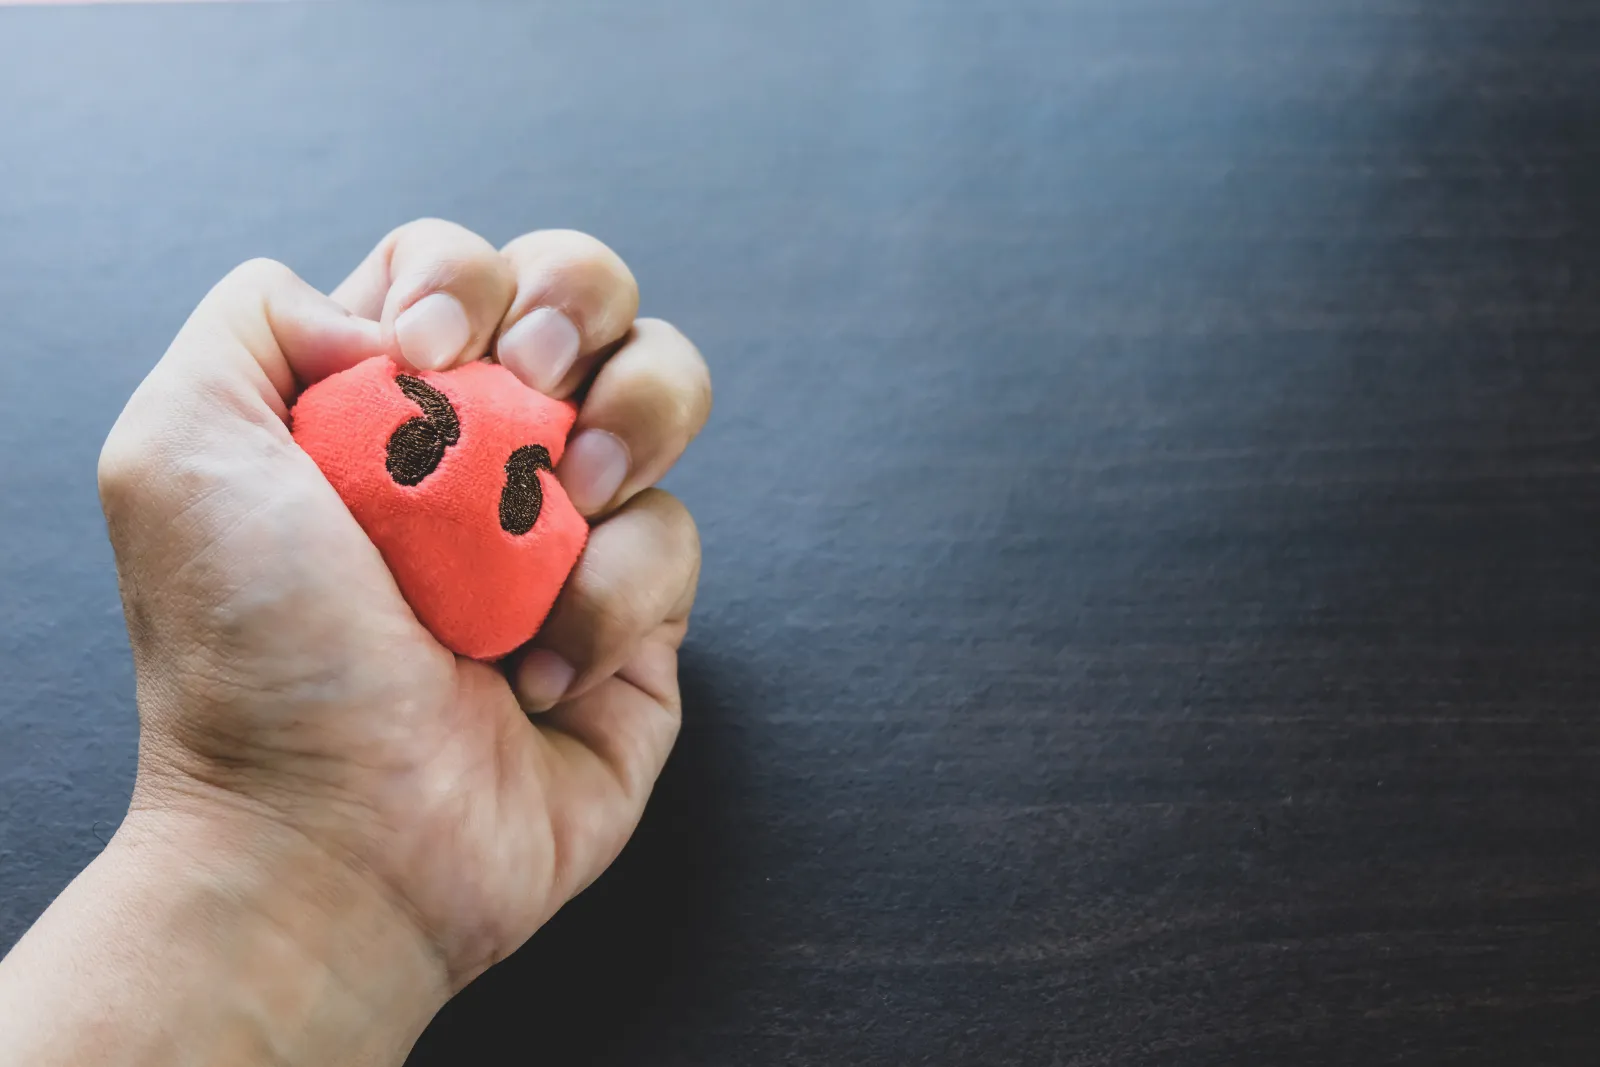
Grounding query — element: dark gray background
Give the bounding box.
[4,1,1600,1063]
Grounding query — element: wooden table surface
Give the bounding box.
[2,2,1598,1064]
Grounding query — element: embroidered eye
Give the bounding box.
[386,375,460,486]
[499,444,553,535]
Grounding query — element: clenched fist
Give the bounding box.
[0,220,710,1067]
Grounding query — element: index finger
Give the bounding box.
[331,218,517,375]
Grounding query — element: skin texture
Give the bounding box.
[0,220,712,1066]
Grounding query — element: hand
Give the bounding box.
[99,220,710,991]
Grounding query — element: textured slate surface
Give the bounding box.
[3,2,1600,1064]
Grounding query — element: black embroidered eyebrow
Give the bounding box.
[386,375,461,486]
[394,375,459,444]
[499,444,553,535]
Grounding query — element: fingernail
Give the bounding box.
[517,648,575,712]
[497,307,581,393]
[558,430,629,515]
[394,292,471,371]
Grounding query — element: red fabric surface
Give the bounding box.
[290,357,587,660]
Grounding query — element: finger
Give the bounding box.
[555,318,712,517]
[108,258,385,439]
[532,647,683,902]
[330,218,517,373]
[511,489,700,712]
[493,230,639,397]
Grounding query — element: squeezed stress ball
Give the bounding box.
[290,357,588,660]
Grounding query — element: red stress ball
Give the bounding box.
[289,357,588,660]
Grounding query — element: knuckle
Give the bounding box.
[380,235,505,315]
[571,560,645,653]
[386,220,502,281]
[505,228,617,266]
[685,357,714,432]
[638,368,696,430]
[631,317,690,351]
[636,489,701,561]
[504,231,639,314]
[563,493,699,654]
[384,217,468,246]
[96,434,144,509]
[625,342,712,437]
[96,384,170,510]
[219,256,295,293]
[383,220,504,286]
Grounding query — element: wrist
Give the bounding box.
[117,801,451,1059]
[1,799,449,1067]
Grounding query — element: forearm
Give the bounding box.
[0,805,447,1067]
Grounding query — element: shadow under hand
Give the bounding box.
[406,650,748,1066]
